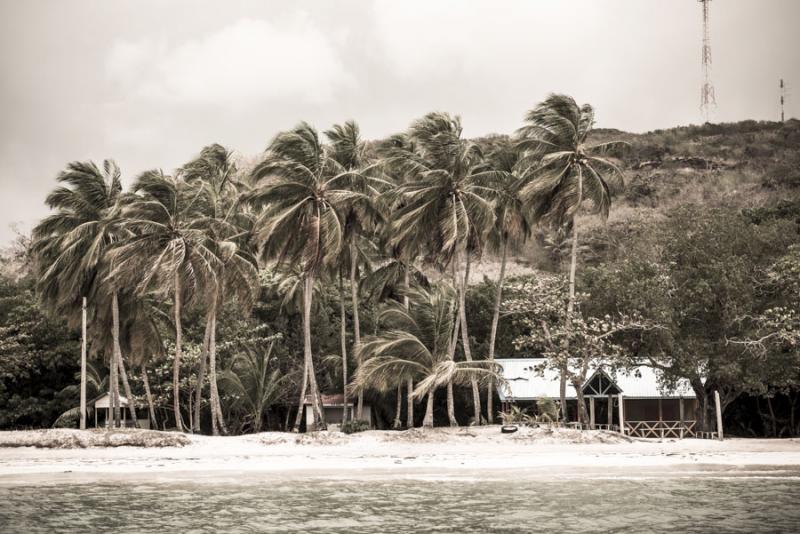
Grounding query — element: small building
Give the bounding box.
[91,393,150,429]
[496,358,698,438]
[303,394,372,431]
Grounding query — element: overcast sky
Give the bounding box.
[1,0,798,244]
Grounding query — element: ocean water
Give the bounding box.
[1,472,799,533]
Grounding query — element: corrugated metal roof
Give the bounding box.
[496,358,695,400]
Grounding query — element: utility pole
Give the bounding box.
[80,296,87,430]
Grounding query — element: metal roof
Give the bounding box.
[496,358,696,401]
[92,393,130,408]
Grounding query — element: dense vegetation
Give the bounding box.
[1,96,798,436]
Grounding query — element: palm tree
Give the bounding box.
[362,233,429,428]
[182,144,260,435]
[354,284,498,428]
[517,94,624,420]
[220,341,289,433]
[324,121,385,421]
[474,137,532,423]
[32,160,126,428]
[246,123,377,431]
[112,170,220,432]
[386,112,495,425]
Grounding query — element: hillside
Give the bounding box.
[480,119,800,278]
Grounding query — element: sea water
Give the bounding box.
[1,471,799,533]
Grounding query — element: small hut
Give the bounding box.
[90,393,150,429]
[496,358,698,438]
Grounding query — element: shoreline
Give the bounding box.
[2,427,800,484]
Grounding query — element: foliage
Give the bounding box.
[340,420,370,434]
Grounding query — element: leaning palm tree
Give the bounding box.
[31,160,127,428]
[324,121,385,421]
[361,233,428,428]
[112,170,220,432]
[354,284,498,428]
[517,94,624,419]
[386,112,495,425]
[473,137,532,423]
[182,144,259,435]
[246,123,378,431]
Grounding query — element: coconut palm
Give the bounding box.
[362,234,429,428]
[354,284,498,428]
[386,112,495,425]
[246,122,378,431]
[324,121,385,421]
[112,170,220,432]
[517,94,624,419]
[31,160,127,428]
[182,144,260,435]
[473,137,532,423]
[219,341,289,433]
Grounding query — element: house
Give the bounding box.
[303,393,372,431]
[90,393,150,429]
[495,358,699,438]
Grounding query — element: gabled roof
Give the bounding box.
[496,358,696,401]
[92,393,130,408]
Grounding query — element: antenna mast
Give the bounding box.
[780,79,786,122]
[699,0,716,120]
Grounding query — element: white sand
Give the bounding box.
[1,426,799,483]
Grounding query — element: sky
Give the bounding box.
[1,0,798,245]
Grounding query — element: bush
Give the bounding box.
[340,420,370,434]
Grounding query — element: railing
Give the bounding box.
[624,420,697,439]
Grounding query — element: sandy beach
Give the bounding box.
[2,427,799,484]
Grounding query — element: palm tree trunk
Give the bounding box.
[339,273,349,423]
[304,274,326,430]
[350,241,363,420]
[486,237,508,424]
[173,272,184,432]
[459,253,481,425]
[80,296,87,430]
[445,291,461,427]
[291,359,308,432]
[406,378,414,428]
[561,168,583,423]
[193,313,212,434]
[403,270,414,428]
[393,384,403,429]
[141,363,158,429]
[117,352,139,428]
[111,291,122,427]
[208,299,228,436]
[423,390,435,428]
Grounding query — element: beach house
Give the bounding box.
[495,358,699,438]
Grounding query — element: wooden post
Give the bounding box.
[658,398,663,438]
[589,397,595,429]
[618,394,625,435]
[607,395,613,427]
[679,397,685,439]
[80,296,87,430]
[714,390,724,441]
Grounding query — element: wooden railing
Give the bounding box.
[624,420,697,439]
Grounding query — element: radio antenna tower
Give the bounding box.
[699,0,716,120]
[780,79,786,122]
